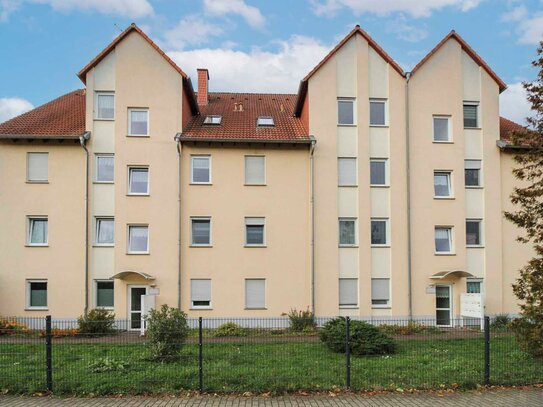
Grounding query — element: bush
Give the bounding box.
[77,309,115,336]
[0,318,28,335]
[286,308,316,332]
[379,321,442,336]
[213,322,248,337]
[39,328,79,338]
[491,314,512,331]
[88,357,130,373]
[145,304,188,362]
[320,318,397,356]
[511,317,543,357]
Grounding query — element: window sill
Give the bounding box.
[369,125,389,128]
[432,141,454,144]
[434,252,456,256]
[339,306,359,309]
[339,245,359,248]
[96,306,114,310]
[245,307,267,310]
[338,184,358,188]
[126,134,150,138]
[434,196,455,200]
[464,127,481,130]
[126,193,150,197]
[94,181,114,185]
[26,181,49,184]
[244,183,267,186]
[25,244,49,248]
[370,184,390,188]
[467,245,485,249]
[372,306,391,309]
[190,245,213,248]
[465,186,483,189]
[93,244,114,248]
[25,307,48,311]
[337,124,357,127]
[190,183,212,186]
[94,118,115,121]
[371,245,391,248]
[190,307,213,310]
[244,245,267,248]
[126,252,150,255]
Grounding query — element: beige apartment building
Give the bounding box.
[0,24,529,327]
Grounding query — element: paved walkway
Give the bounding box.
[1,388,542,407]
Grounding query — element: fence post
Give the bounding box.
[198,317,203,392]
[45,315,53,393]
[484,316,490,385]
[345,317,351,390]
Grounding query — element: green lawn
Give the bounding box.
[0,336,541,395]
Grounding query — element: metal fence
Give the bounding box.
[0,315,541,395]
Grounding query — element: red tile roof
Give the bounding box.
[0,89,86,139]
[500,116,525,142]
[181,93,310,143]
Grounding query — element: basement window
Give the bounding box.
[203,115,222,125]
[257,116,274,126]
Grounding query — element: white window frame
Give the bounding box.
[190,279,212,309]
[203,115,222,125]
[339,278,358,308]
[245,278,266,309]
[370,218,390,247]
[245,217,266,247]
[127,108,149,136]
[94,279,114,309]
[26,152,49,183]
[244,155,266,185]
[432,115,452,143]
[463,101,480,129]
[95,154,114,183]
[95,91,115,120]
[466,218,484,247]
[95,217,114,247]
[337,98,356,126]
[370,158,388,187]
[434,171,453,199]
[435,226,454,255]
[27,216,48,246]
[371,278,391,308]
[338,157,357,187]
[190,217,212,247]
[369,98,388,127]
[127,224,149,254]
[467,278,483,294]
[26,279,48,310]
[128,166,150,196]
[257,116,274,127]
[465,159,483,188]
[190,155,212,184]
[339,217,357,247]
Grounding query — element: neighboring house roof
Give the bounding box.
[181,93,310,143]
[411,31,507,93]
[0,89,86,140]
[500,116,525,140]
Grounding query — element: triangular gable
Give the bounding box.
[411,30,507,93]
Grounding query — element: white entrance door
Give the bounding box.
[128,285,148,330]
[436,285,452,326]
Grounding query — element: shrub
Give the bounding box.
[0,318,28,335]
[511,317,543,357]
[77,309,115,336]
[213,322,248,337]
[88,357,130,373]
[379,321,442,336]
[39,328,79,338]
[286,308,316,332]
[320,318,397,356]
[491,314,512,331]
[145,304,188,362]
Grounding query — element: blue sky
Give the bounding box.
[1,0,542,124]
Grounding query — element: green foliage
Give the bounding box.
[286,308,316,332]
[145,304,188,362]
[320,318,397,356]
[88,357,130,373]
[491,314,512,331]
[379,322,442,336]
[77,309,115,336]
[0,317,28,335]
[213,322,248,337]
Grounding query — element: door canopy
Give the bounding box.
[111,271,155,281]
[430,270,476,280]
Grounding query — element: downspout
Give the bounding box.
[309,137,316,314]
[174,133,183,309]
[79,132,91,315]
[405,72,413,320]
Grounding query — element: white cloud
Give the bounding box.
[310,0,483,18]
[164,15,223,49]
[501,5,543,44]
[203,0,264,29]
[168,35,330,93]
[0,97,34,123]
[1,0,153,22]
[500,82,531,126]
[386,15,428,42]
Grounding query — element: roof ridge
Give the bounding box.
[208,92,298,96]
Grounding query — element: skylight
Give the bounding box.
[204,115,222,125]
[257,116,274,126]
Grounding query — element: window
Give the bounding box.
[338,99,354,125]
[27,280,47,309]
[95,92,114,119]
[95,155,114,183]
[372,278,390,307]
[95,280,114,308]
[339,218,356,246]
[433,116,450,142]
[465,160,481,187]
[370,159,387,186]
[338,158,357,186]
[371,218,388,246]
[128,109,149,136]
[435,227,453,253]
[369,99,387,126]
[463,103,479,128]
[245,217,265,246]
[27,153,48,182]
[204,115,222,125]
[28,217,48,246]
[466,219,482,246]
[128,167,149,195]
[434,171,452,198]
[257,116,274,126]
[95,218,114,246]
[467,279,482,294]
[191,279,212,308]
[191,218,211,246]
[245,279,265,309]
[128,225,149,253]
[191,156,211,184]
[339,278,358,307]
[245,156,265,185]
